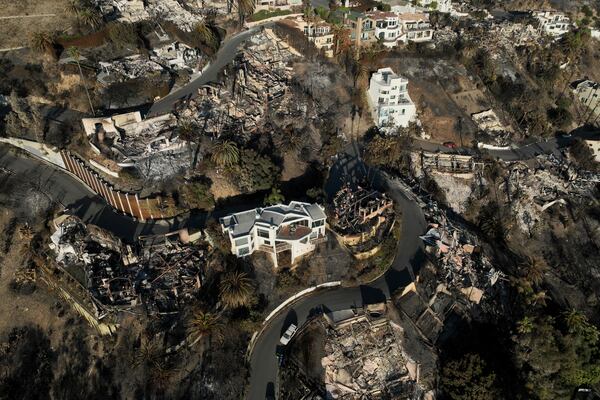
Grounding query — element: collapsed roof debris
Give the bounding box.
[331,183,395,255]
[48,215,206,320]
[97,42,202,85]
[471,109,514,146]
[178,29,299,136]
[98,56,164,85]
[320,304,435,399]
[94,0,207,31]
[82,111,192,177]
[502,154,600,234]
[420,200,501,295]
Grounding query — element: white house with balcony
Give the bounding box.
[220,201,327,268]
[370,11,402,48]
[398,13,433,43]
[532,11,571,37]
[367,67,417,131]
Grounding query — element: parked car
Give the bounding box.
[443,141,457,149]
[279,324,298,345]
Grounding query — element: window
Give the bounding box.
[402,109,405,115]
[300,237,308,244]
[263,239,271,246]
[391,86,397,90]
[390,95,396,99]
[257,229,269,238]
[235,237,248,246]
[312,219,325,228]
[238,246,250,256]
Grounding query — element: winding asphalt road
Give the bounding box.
[246,141,429,399]
[0,145,188,240]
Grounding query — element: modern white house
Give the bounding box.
[398,13,433,43]
[220,201,327,268]
[532,11,571,37]
[371,11,402,48]
[284,16,335,57]
[367,67,417,130]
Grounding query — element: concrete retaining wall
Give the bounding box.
[0,137,65,168]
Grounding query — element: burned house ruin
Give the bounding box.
[331,184,395,256]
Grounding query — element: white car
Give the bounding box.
[279,324,298,345]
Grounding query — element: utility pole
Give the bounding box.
[68,46,95,116]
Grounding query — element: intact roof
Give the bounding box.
[306,203,327,221]
[220,202,326,237]
[397,12,428,21]
[368,11,398,20]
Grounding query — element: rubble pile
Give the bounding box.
[98,55,164,85]
[179,30,299,135]
[503,154,600,234]
[331,184,395,254]
[97,42,202,85]
[49,215,206,318]
[321,310,424,399]
[419,201,500,294]
[95,0,206,31]
[83,112,191,174]
[471,109,514,146]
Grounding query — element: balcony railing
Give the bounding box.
[258,243,291,254]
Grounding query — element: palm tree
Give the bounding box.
[517,316,534,335]
[303,3,315,56]
[264,186,285,205]
[521,256,548,286]
[186,309,222,346]
[176,119,198,142]
[195,22,218,52]
[64,0,84,19]
[79,8,103,29]
[565,310,586,334]
[18,224,33,240]
[236,0,255,27]
[132,337,163,368]
[210,140,239,168]
[29,31,57,56]
[68,46,95,116]
[219,271,253,309]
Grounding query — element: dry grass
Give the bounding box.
[206,169,241,200]
[0,0,74,48]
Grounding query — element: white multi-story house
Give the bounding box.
[532,11,571,37]
[370,11,402,48]
[220,201,327,268]
[367,67,417,130]
[284,16,335,57]
[398,13,433,43]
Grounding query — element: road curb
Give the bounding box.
[245,281,340,361]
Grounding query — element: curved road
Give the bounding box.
[0,146,189,241]
[147,26,265,117]
[247,142,428,399]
